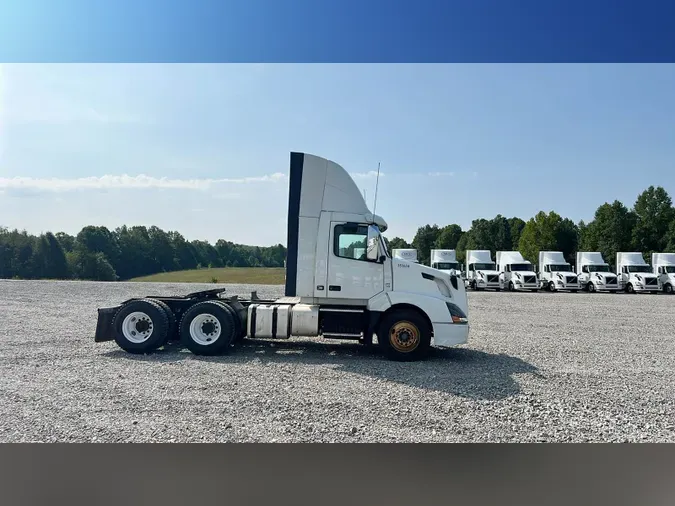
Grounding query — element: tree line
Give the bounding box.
[0,225,287,281]
[385,185,675,268]
[2,185,673,281]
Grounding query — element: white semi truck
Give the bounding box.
[537,251,580,292]
[496,251,539,292]
[575,252,620,293]
[93,152,470,362]
[392,248,419,263]
[651,252,675,294]
[616,252,659,294]
[465,249,501,291]
[430,249,461,275]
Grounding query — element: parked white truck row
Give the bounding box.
[406,248,675,294]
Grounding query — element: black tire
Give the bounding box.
[377,309,431,362]
[470,280,477,290]
[508,281,514,292]
[152,299,177,342]
[548,281,555,292]
[112,299,171,354]
[588,282,596,293]
[664,284,673,294]
[179,300,236,356]
[220,303,244,343]
[626,283,634,294]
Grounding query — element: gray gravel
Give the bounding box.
[0,279,674,442]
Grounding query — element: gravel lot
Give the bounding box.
[0,279,674,442]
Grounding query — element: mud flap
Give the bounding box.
[94,306,120,342]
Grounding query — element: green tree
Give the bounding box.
[631,186,675,256]
[518,211,573,263]
[508,217,526,250]
[411,224,441,265]
[434,224,463,250]
[581,201,636,265]
[385,237,411,250]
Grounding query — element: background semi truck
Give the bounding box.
[392,249,419,263]
[94,152,470,362]
[430,249,461,275]
[537,251,579,292]
[616,252,658,294]
[651,252,675,294]
[465,249,500,290]
[496,251,539,292]
[575,252,620,292]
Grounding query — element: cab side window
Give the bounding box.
[334,224,369,261]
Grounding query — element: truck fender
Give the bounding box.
[366,292,456,340]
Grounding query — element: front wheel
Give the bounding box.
[508,281,515,292]
[588,282,596,293]
[664,284,673,294]
[626,283,634,294]
[377,310,431,362]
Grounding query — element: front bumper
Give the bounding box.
[474,278,500,289]
[513,283,538,291]
[432,321,469,348]
[630,284,659,292]
[94,306,121,342]
[595,285,620,292]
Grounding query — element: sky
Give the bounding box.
[1,63,675,246]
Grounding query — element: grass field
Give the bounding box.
[129,267,285,284]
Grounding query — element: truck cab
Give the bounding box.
[651,252,675,294]
[575,252,619,293]
[496,251,539,292]
[430,249,463,277]
[616,252,658,294]
[465,249,501,291]
[538,251,579,292]
[94,152,470,362]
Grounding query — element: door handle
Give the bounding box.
[328,285,341,291]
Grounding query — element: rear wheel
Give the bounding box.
[112,299,171,354]
[180,300,237,356]
[152,299,177,342]
[377,310,431,362]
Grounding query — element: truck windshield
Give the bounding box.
[473,263,496,270]
[627,265,651,273]
[589,264,610,272]
[434,262,459,270]
[549,264,572,272]
[665,266,675,274]
[510,263,532,271]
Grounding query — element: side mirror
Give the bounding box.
[366,225,380,262]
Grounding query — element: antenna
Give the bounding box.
[373,162,381,215]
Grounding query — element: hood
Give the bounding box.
[475,269,500,276]
[630,272,657,279]
[592,272,617,280]
[512,270,537,276]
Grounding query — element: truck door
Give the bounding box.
[326,222,385,301]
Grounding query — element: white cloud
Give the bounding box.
[0,173,288,193]
[350,171,385,179]
[428,171,455,177]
